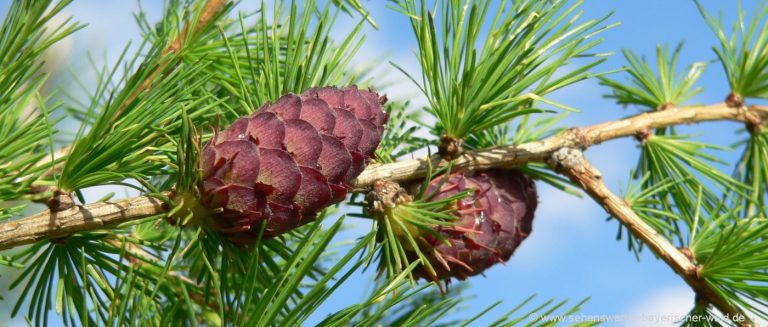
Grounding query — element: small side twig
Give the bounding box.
[353,103,768,189]
[548,147,752,326]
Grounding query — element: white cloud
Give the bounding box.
[623,286,694,327]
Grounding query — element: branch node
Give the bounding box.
[46,190,74,212]
[658,102,676,111]
[634,127,653,145]
[548,147,585,172]
[678,247,704,278]
[693,264,703,280]
[367,180,412,215]
[566,127,589,149]
[725,92,744,108]
[679,247,695,262]
[438,135,464,160]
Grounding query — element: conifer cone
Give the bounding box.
[416,169,537,281]
[200,86,388,245]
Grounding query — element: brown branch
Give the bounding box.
[548,147,752,326]
[0,196,164,250]
[353,103,768,190]
[2,103,767,251]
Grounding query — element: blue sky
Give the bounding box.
[1,0,765,326]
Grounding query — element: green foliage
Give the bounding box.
[623,183,768,321]
[608,131,750,254]
[57,0,228,192]
[324,281,593,327]
[394,0,614,142]
[0,204,25,222]
[208,0,366,118]
[601,34,752,262]
[600,44,706,110]
[171,105,202,195]
[331,0,377,28]
[0,0,82,209]
[371,177,470,282]
[689,205,768,321]
[58,54,213,191]
[637,135,746,222]
[176,215,371,326]
[618,175,681,257]
[696,0,768,101]
[8,232,140,326]
[733,128,768,218]
[375,101,429,163]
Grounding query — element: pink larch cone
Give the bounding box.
[200,86,388,245]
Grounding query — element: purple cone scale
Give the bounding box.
[417,169,537,281]
[201,86,388,245]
